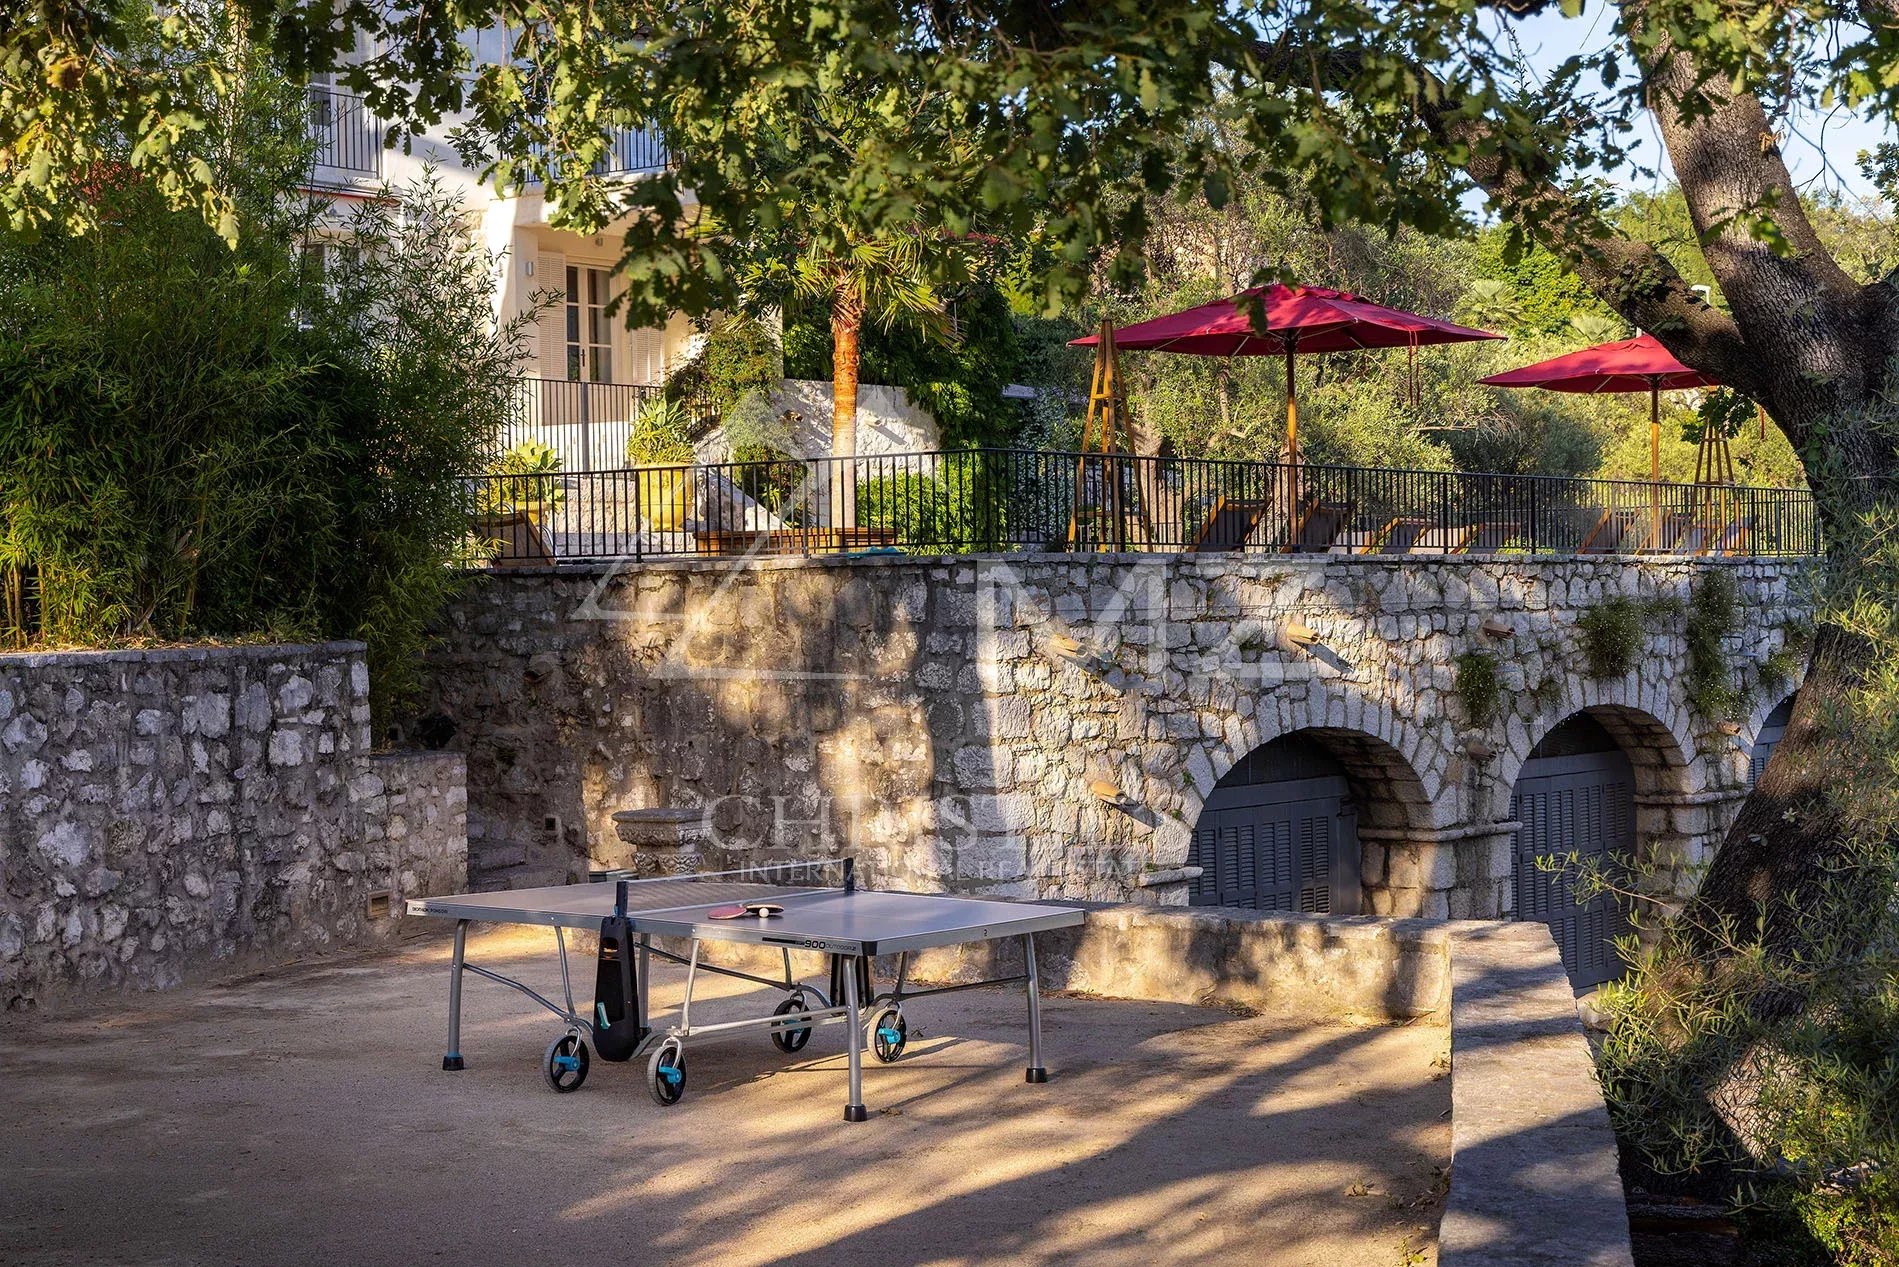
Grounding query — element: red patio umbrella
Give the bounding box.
[1478,332,1720,484]
[1075,284,1502,466]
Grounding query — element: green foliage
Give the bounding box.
[625,397,696,465]
[481,440,565,514]
[1761,621,1814,696]
[1685,570,1742,721]
[1467,230,1616,337]
[1593,845,1899,1267]
[1453,651,1503,728]
[664,314,781,420]
[1577,597,1649,679]
[854,457,994,551]
[0,162,531,721]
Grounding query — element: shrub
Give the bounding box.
[665,314,781,424]
[626,397,696,465]
[855,457,994,551]
[480,440,566,515]
[0,157,532,723]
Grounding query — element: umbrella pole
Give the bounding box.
[1649,381,1662,547]
[1285,347,1300,546]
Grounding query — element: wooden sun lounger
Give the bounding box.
[1713,517,1755,555]
[1578,507,1640,554]
[1464,522,1517,554]
[1373,519,1431,555]
[1286,500,1353,554]
[1189,497,1270,552]
[1328,526,1386,555]
[694,527,899,556]
[1410,524,1480,554]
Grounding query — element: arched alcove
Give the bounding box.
[1187,727,1430,916]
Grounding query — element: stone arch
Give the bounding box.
[1503,704,1696,988]
[1181,721,1435,918]
[1491,693,1698,827]
[1743,691,1799,787]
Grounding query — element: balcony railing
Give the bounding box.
[528,127,671,182]
[306,86,383,185]
[496,377,718,473]
[463,447,1822,566]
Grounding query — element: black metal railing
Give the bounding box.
[528,126,671,182]
[306,86,383,183]
[494,378,718,472]
[462,448,1822,566]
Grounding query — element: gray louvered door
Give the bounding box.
[1511,749,1634,989]
[1190,774,1360,915]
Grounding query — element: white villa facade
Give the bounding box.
[302,56,703,473]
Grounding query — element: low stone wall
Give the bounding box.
[0,641,467,1006]
[1439,923,1635,1267]
[360,752,469,915]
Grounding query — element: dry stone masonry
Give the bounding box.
[0,641,466,1005]
[420,552,1813,919]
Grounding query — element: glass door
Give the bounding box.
[564,266,615,382]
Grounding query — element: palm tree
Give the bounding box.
[788,230,953,474]
[736,91,984,526]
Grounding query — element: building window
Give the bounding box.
[564,265,614,382]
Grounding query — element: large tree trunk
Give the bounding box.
[830,283,863,529]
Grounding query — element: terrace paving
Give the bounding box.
[0,928,1450,1267]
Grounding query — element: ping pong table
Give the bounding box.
[406,859,1086,1122]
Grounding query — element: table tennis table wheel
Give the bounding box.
[647,1039,686,1107]
[543,1032,590,1094]
[770,993,814,1054]
[869,1008,908,1063]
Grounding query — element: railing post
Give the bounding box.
[579,380,594,473]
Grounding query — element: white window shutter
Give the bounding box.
[535,252,567,377]
[628,326,664,385]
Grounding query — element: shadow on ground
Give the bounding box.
[0,928,1450,1267]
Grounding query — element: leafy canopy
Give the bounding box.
[21,0,1890,323]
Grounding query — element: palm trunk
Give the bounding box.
[831,286,863,529]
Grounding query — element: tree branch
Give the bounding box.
[1244,37,1762,394]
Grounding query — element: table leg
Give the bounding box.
[1023,933,1047,1083]
[443,919,469,1071]
[843,954,867,1122]
[637,934,651,1037]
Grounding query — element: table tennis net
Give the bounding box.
[590,858,850,914]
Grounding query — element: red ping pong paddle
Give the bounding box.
[706,904,748,920]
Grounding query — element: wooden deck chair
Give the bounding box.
[1287,501,1353,553]
[1188,497,1270,552]
[1714,516,1755,555]
[1328,526,1385,555]
[1372,518,1431,555]
[1639,511,1694,553]
[1578,507,1639,554]
[1410,524,1480,554]
[1671,521,1711,554]
[1464,522,1517,555]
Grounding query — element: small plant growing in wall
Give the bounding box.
[1760,618,1813,696]
[1454,651,1504,728]
[1577,597,1647,678]
[1684,570,1742,720]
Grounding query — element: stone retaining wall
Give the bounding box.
[0,641,467,1005]
[420,552,1812,918]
